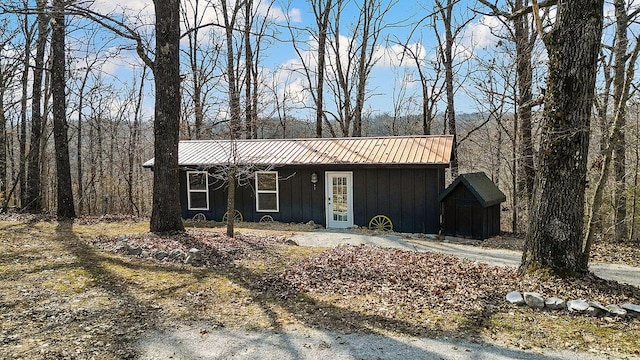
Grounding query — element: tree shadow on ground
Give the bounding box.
[164,232,571,360]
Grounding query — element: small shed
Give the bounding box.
[143,136,454,233]
[438,172,506,240]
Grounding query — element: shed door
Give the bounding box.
[456,201,473,237]
[326,172,353,228]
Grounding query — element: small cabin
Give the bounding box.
[144,136,454,234]
[438,172,506,240]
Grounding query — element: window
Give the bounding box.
[255,171,279,212]
[187,171,209,210]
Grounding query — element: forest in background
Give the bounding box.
[0,0,638,245]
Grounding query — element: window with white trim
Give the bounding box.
[187,171,209,210]
[255,171,279,212]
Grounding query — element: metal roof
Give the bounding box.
[438,172,506,207]
[142,135,454,168]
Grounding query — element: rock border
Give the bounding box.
[506,291,640,319]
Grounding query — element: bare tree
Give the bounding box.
[432,0,474,177]
[0,24,19,204]
[149,0,185,232]
[180,0,223,140]
[479,0,541,208]
[18,3,36,208]
[286,0,333,138]
[326,0,395,137]
[51,0,75,218]
[24,0,48,213]
[583,4,640,258]
[520,0,603,275]
[397,39,445,135]
[609,0,640,242]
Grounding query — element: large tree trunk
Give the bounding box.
[25,0,48,213]
[52,0,76,219]
[520,0,603,276]
[150,0,185,233]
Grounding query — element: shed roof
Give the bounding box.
[438,172,506,207]
[143,135,454,168]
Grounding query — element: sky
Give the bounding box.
[4,0,633,135]
[75,0,515,126]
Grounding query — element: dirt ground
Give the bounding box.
[1,216,639,359]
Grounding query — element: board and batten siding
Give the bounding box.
[180,166,446,234]
[441,184,501,239]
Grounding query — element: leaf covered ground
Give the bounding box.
[1,217,639,359]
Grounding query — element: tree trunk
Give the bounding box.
[222,0,242,237]
[52,0,76,218]
[25,0,48,213]
[520,0,603,276]
[612,0,628,242]
[244,0,253,139]
[226,166,236,237]
[150,0,184,233]
[315,0,332,138]
[352,0,372,137]
[19,13,32,208]
[514,1,535,207]
[0,58,6,199]
[437,0,458,177]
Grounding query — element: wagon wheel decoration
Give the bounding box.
[259,215,274,223]
[369,215,393,231]
[192,213,207,222]
[222,209,243,223]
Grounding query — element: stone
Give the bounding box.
[285,239,299,246]
[140,250,150,258]
[127,246,142,256]
[506,291,525,305]
[545,297,566,310]
[567,299,590,312]
[621,303,640,317]
[524,292,545,309]
[185,248,202,265]
[114,241,128,253]
[606,304,627,317]
[154,251,169,260]
[306,220,315,226]
[587,301,608,317]
[169,249,186,261]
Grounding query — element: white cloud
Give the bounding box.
[90,0,152,14]
[287,8,302,23]
[372,43,427,68]
[461,15,504,50]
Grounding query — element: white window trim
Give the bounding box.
[187,171,209,210]
[255,171,279,212]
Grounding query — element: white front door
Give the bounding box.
[326,172,353,228]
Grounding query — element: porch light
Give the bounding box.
[311,172,318,190]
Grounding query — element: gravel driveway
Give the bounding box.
[138,325,618,360]
[289,230,640,287]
